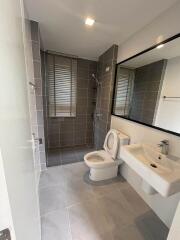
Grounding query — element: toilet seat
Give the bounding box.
[84,150,120,169]
[103,129,119,159]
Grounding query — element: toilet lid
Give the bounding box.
[103,129,119,159]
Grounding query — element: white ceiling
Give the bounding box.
[122,37,180,68]
[24,0,178,60]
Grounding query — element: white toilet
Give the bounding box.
[84,129,129,181]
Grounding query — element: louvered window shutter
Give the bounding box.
[114,67,134,116]
[47,54,77,117]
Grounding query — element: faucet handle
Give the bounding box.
[161,139,169,145]
[158,139,169,155]
[157,139,169,147]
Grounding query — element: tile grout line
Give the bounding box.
[39,182,127,219]
[67,207,73,240]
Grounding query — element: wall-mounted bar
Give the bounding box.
[163,96,180,99]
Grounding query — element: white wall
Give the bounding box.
[155,56,180,132]
[113,0,180,228]
[117,1,180,63]
[0,150,16,239]
[0,0,41,239]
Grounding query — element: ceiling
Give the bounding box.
[24,0,178,60]
[122,37,180,68]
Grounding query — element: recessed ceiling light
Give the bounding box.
[156,44,164,49]
[85,18,95,26]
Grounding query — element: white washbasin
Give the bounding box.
[121,144,180,197]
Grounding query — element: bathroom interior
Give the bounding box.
[1,0,180,240]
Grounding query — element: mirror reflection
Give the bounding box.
[113,36,180,134]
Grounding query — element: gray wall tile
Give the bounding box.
[33,61,41,78]
[129,60,166,124]
[43,57,98,149]
[32,41,40,61]
[94,45,118,149]
[30,21,39,42]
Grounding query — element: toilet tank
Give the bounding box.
[116,131,130,160]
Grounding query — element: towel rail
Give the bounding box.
[163,96,180,99]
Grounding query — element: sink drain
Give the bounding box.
[150,163,157,168]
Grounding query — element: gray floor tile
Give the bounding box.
[68,198,110,240]
[47,149,61,167]
[60,149,77,165]
[39,166,64,189]
[61,157,79,165]
[41,208,71,240]
[68,196,168,240]
[120,186,150,217]
[62,162,89,179]
[112,224,153,240]
[134,211,169,240]
[40,162,169,240]
[68,197,132,240]
[39,185,67,216]
[47,146,95,167]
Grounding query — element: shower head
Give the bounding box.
[92,73,100,86]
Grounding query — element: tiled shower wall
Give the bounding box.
[30,21,46,171]
[94,45,118,149]
[43,57,97,149]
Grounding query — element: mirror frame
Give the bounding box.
[111,33,180,137]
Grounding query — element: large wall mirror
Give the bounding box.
[112,34,180,136]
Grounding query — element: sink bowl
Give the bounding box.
[121,144,180,197]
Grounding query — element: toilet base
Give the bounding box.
[89,166,118,181]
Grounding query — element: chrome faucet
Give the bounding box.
[158,140,169,155]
